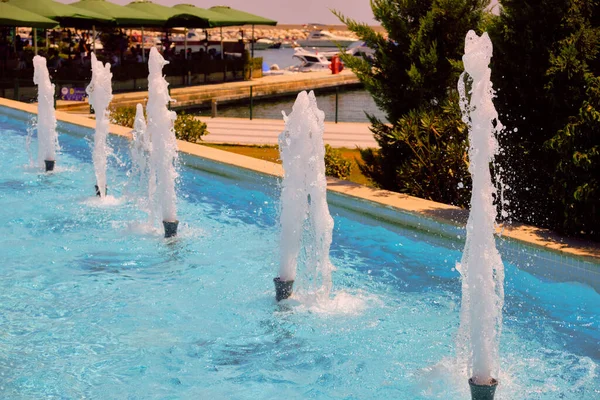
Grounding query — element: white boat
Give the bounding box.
[317,41,375,61]
[287,48,331,72]
[345,41,375,59]
[297,29,357,48]
[253,38,282,50]
[171,30,244,54]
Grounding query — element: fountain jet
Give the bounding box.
[33,56,58,172]
[86,53,113,198]
[146,47,179,238]
[275,91,334,301]
[456,31,505,400]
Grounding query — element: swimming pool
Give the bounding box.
[0,108,598,399]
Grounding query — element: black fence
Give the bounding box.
[0,56,263,103]
[180,84,385,124]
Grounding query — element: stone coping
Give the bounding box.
[1,96,598,265]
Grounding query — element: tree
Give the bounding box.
[489,0,600,239]
[336,0,489,207]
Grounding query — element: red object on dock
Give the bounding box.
[330,55,342,74]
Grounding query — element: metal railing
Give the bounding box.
[189,84,380,124]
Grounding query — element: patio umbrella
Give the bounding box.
[0,0,58,55]
[172,4,241,60]
[70,0,166,53]
[8,0,113,29]
[172,4,241,28]
[126,1,222,61]
[208,6,277,58]
[127,1,212,29]
[0,0,58,29]
[207,6,277,26]
[70,0,165,27]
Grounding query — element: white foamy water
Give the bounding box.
[33,56,59,169]
[86,53,113,198]
[281,290,381,316]
[456,31,505,385]
[278,90,334,300]
[146,47,178,224]
[129,103,155,223]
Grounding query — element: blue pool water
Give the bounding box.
[0,112,598,399]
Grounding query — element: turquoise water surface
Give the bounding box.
[0,113,598,399]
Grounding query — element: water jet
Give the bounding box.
[33,56,58,172]
[86,53,113,199]
[275,91,334,301]
[146,47,179,238]
[457,30,505,400]
[95,184,107,197]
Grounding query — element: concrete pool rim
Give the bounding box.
[1,97,598,292]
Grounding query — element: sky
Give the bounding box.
[58,0,378,25]
[59,1,501,26]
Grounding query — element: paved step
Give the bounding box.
[202,117,377,148]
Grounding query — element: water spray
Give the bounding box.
[457,31,505,400]
[33,56,58,172]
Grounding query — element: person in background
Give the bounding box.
[0,36,8,73]
[110,52,120,67]
[78,35,88,61]
[47,48,64,72]
[134,44,143,62]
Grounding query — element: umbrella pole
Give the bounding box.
[142,27,146,62]
[34,29,38,56]
[251,25,255,59]
[220,27,223,60]
[184,28,188,60]
[92,25,96,53]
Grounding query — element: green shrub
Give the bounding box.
[110,106,209,143]
[357,100,471,207]
[174,112,208,143]
[488,0,600,239]
[110,106,137,128]
[324,144,352,179]
[336,0,486,208]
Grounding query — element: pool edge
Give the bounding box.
[1,96,598,268]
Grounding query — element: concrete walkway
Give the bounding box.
[201,117,378,148]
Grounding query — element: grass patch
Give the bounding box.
[203,144,373,187]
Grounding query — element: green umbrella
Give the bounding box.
[173,4,241,28]
[0,0,58,29]
[208,6,277,58]
[127,1,210,29]
[70,0,165,27]
[208,6,277,26]
[8,0,113,29]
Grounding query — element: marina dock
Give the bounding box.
[56,70,360,114]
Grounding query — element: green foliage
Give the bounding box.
[174,112,208,143]
[324,145,352,179]
[335,0,487,207]
[489,0,600,239]
[358,98,471,206]
[110,106,209,143]
[110,106,137,128]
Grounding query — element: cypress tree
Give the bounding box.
[489,0,600,238]
[336,1,489,207]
